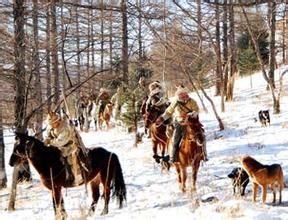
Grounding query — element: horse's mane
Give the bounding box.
[19,133,61,154]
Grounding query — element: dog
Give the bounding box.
[258,110,270,127]
[228,167,249,196]
[240,155,284,204]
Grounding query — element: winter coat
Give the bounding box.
[162,97,199,123]
[46,118,78,157]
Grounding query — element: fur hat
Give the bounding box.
[149,81,162,92]
[47,112,61,125]
[175,87,189,102]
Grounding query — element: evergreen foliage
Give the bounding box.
[237,31,269,76]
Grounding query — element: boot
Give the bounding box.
[170,146,179,163]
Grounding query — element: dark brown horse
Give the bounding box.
[9,132,126,219]
[144,100,171,164]
[174,111,205,193]
[98,103,113,130]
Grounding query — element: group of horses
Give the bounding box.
[75,95,113,132]
[8,92,206,219]
[142,94,206,193]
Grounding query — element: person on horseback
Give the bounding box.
[133,77,149,115]
[44,111,88,186]
[111,86,125,121]
[146,81,169,112]
[156,86,208,163]
[96,88,111,117]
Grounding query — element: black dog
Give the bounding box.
[258,110,270,127]
[228,167,249,196]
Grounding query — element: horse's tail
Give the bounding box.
[111,153,127,208]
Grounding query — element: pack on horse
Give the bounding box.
[9,132,126,219]
[174,111,205,193]
[98,102,113,130]
[144,93,171,164]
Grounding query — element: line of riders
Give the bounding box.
[43,77,208,186]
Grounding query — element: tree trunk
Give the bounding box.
[109,10,113,76]
[222,0,228,96]
[226,2,237,101]
[46,3,51,111]
[51,0,60,105]
[33,0,43,140]
[138,0,143,60]
[197,0,202,56]
[268,0,276,89]
[121,0,129,83]
[100,0,104,79]
[75,2,81,97]
[0,105,7,189]
[9,0,31,210]
[215,0,222,96]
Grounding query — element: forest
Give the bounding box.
[0,0,288,217]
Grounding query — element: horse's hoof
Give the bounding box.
[100,209,108,216]
[153,155,161,163]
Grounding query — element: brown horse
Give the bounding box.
[144,101,171,164]
[9,132,126,219]
[174,111,205,193]
[98,103,113,130]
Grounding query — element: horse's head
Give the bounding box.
[9,132,31,167]
[144,105,161,129]
[184,111,200,127]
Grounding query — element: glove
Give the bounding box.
[155,116,164,126]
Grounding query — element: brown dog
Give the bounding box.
[240,155,284,204]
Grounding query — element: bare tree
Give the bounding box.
[268,0,276,88]
[51,0,60,105]
[9,0,31,211]
[121,0,128,82]
[0,104,7,189]
[32,0,43,139]
[46,2,52,111]
[242,5,280,113]
[226,1,237,101]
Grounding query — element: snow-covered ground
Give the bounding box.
[1,66,288,219]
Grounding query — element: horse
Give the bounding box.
[76,96,93,132]
[144,98,171,164]
[9,132,126,219]
[174,111,205,193]
[98,102,113,130]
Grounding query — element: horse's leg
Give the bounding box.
[181,166,187,193]
[52,186,67,220]
[152,141,160,163]
[191,159,200,192]
[88,175,101,215]
[175,164,181,183]
[100,174,111,215]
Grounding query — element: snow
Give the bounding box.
[1,66,288,219]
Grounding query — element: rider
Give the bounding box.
[111,86,125,121]
[95,88,111,117]
[44,111,87,185]
[133,77,149,115]
[156,86,208,163]
[146,81,168,112]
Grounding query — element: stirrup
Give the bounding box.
[162,155,170,163]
